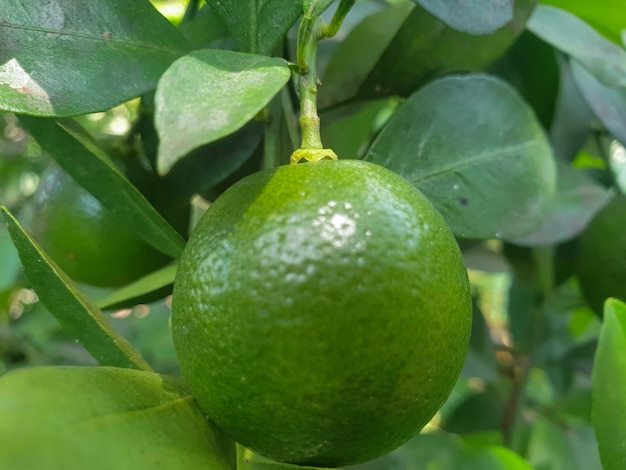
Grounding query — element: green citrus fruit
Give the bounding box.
[577,194,626,315]
[32,160,188,287]
[171,159,471,467]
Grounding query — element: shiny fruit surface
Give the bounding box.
[172,159,471,467]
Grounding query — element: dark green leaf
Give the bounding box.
[0,223,20,291]
[527,5,626,89]
[510,163,610,246]
[365,74,556,239]
[0,0,189,116]
[206,0,302,55]
[571,60,626,144]
[413,0,513,35]
[0,366,236,470]
[548,56,594,161]
[163,121,264,201]
[0,207,151,371]
[19,116,185,259]
[320,4,412,108]
[592,298,626,470]
[321,1,534,108]
[96,263,177,311]
[155,50,290,174]
[490,30,560,130]
[351,432,465,470]
[540,0,626,44]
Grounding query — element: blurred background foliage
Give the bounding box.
[2,1,626,469]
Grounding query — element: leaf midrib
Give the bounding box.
[0,22,182,57]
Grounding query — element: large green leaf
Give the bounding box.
[0,207,151,371]
[365,74,556,239]
[321,0,535,108]
[540,0,626,44]
[19,116,185,259]
[527,5,626,89]
[155,50,290,174]
[571,60,626,144]
[0,366,236,470]
[413,0,513,35]
[205,0,302,55]
[592,298,626,470]
[0,0,189,117]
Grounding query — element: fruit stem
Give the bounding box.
[296,15,324,152]
[291,1,355,164]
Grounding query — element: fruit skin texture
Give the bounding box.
[577,195,626,315]
[32,163,188,287]
[171,159,472,467]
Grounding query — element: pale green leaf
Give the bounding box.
[0,366,236,470]
[527,5,626,88]
[155,50,290,174]
[592,298,626,470]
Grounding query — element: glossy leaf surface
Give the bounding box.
[365,74,556,239]
[0,0,189,116]
[0,366,236,470]
[413,0,513,35]
[155,50,290,174]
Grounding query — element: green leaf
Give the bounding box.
[163,121,264,201]
[0,207,151,371]
[510,163,610,246]
[571,60,626,144]
[155,50,290,175]
[320,4,412,108]
[490,30,560,130]
[365,74,556,239]
[527,5,626,89]
[304,0,336,18]
[321,0,534,107]
[527,416,580,470]
[19,116,185,259]
[592,298,626,470]
[0,366,236,470]
[459,446,533,470]
[96,263,177,311]
[206,0,302,55]
[0,0,190,117]
[413,0,513,35]
[540,0,626,45]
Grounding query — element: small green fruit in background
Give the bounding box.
[577,194,626,315]
[31,152,189,287]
